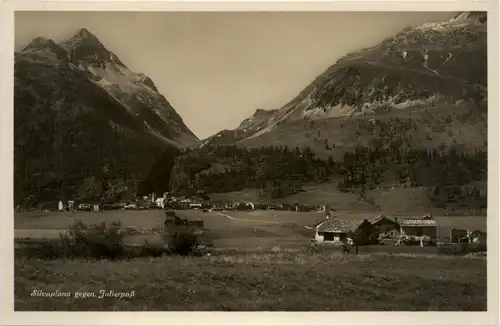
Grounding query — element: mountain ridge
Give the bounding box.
[164,11,487,206]
[15,28,198,207]
[195,11,486,153]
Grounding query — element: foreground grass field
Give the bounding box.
[15,250,486,311]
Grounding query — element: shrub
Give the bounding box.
[137,240,166,258]
[163,227,201,256]
[438,243,487,256]
[16,239,63,259]
[271,245,282,253]
[61,220,126,259]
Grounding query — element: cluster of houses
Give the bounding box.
[53,193,169,212]
[309,213,486,247]
[51,191,332,213]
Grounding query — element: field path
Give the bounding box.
[214,212,280,224]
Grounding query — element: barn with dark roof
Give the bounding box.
[314,216,364,244]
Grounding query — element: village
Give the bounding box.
[49,192,330,213]
[45,192,487,249]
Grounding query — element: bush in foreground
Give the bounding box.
[16,220,207,260]
[61,220,126,259]
[162,227,201,256]
[437,243,487,256]
[16,220,127,260]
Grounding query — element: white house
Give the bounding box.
[155,197,165,209]
[58,200,64,211]
[124,203,138,210]
[225,203,236,210]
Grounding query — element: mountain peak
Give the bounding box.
[23,36,55,51]
[60,27,112,67]
[68,28,103,46]
[74,27,94,39]
[21,37,68,60]
[451,11,487,24]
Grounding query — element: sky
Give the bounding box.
[15,11,454,139]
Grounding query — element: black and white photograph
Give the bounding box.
[1,1,498,321]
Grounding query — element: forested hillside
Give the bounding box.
[169,140,486,212]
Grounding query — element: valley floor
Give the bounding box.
[13,209,488,311]
[14,209,487,247]
[15,252,486,311]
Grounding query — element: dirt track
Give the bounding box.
[214,212,280,224]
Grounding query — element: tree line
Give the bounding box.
[170,141,487,210]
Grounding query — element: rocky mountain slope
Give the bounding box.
[166,11,487,205]
[198,11,487,157]
[14,28,198,207]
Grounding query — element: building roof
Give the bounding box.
[316,218,364,233]
[400,216,437,227]
[369,214,398,225]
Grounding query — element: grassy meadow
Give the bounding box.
[14,209,488,311]
[15,250,487,311]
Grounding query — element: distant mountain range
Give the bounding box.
[14,28,198,207]
[196,12,487,156]
[15,12,488,208]
[164,11,487,204]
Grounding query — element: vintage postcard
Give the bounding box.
[0,0,498,325]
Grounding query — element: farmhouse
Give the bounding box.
[155,197,166,209]
[369,214,401,239]
[189,203,202,209]
[399,215,438,239]
[225,203,236,210]
[317,205,327,212]
[450,228,487,244]
[314,215,364,244]
[293,203,314,212]
[164,212,204,234]
[470,230,487,244]
[254,203,269,210]
[351,219,380,245]
[124,203,138,210]
[235,202,255,211]
[101,202,126,210]
[78,203,89,211]
[450,228,469,243]
[77,202,101,211]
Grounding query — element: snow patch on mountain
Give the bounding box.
[303,95,439,120]
[86,63,151,94]
[247,109,296,139]
[416,11,485,33]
